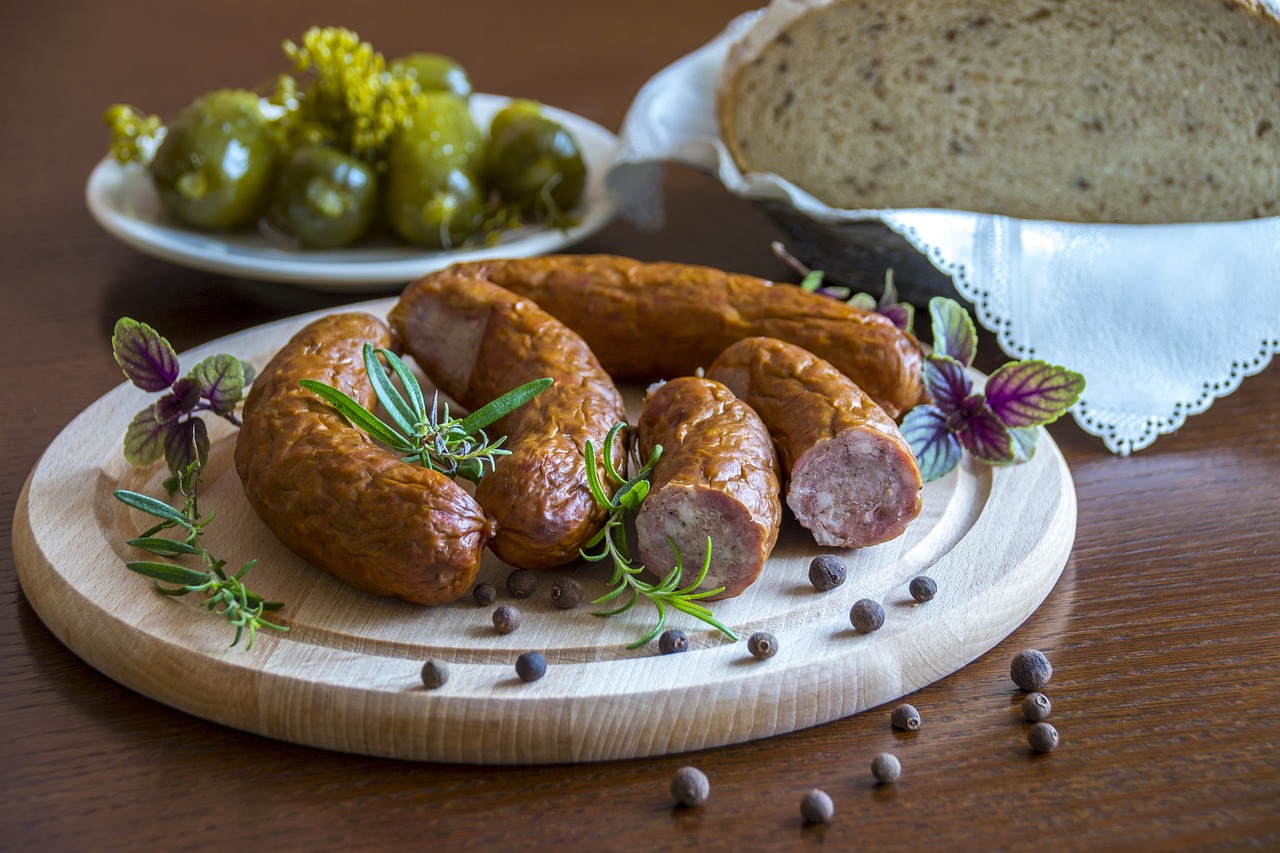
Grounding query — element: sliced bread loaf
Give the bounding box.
[717,0,1280,223]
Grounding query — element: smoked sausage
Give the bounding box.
[706,337,922,549]
[234,313,494,605]
[435,254,925,419]
[390,275,628,569]
[635,377,782,600]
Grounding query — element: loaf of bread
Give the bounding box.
[717,0,1280,223]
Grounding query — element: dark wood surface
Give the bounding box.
[2,1,1277,849]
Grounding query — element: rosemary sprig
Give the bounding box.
[300,343,551,483]
[581,423,738,649]
[115,464,287,649]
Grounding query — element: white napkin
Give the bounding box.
[606,11,1280,455]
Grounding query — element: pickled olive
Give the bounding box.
[391,52,473,100]
[487,99,543,147]
[486,112,586,215]
[401,92,485,174]
[271,145,378,248]
[384,148,484,248]
[150,89,280,229]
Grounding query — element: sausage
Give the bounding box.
[233,313,494,605]
[706,337,922,549]
[389,275,628,569]
[635,377,782,600]
[435,254,925,419]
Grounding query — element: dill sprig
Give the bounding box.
[300,343,550,483]
[581,424,738,649]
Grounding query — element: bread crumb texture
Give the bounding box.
[718,0,1280,222]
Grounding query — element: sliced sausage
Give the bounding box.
[635,377,782,600]
[706,337,922,548]
[389,275,628,569]
[234,313,494,605]
[435,254,925,419]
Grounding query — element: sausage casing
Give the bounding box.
[233,313,494,605]
[389,275,628,569]
[437,254,925,419]
[707,337,922,548]
[635,377,782,600]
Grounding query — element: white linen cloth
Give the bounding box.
[605,10,1280,455]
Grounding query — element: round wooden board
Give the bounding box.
[13,298,1076,764]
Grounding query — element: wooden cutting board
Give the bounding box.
[12,298,1076,764]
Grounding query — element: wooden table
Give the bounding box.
[2,1,1276,848]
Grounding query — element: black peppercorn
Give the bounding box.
[1010,649,1053,691]
[890,703,921,731]
[1028,721,1060,753]
[670,766,710,806]
[800,789,834,824]
[658,628,689,654]
[420,660,449,689]
[473,582,497,606]
[550,577,584,610]
[870,752,901,783]
[747,631,778,660]
[506,568,538,599]
[850,598,885,633]
[493,603,522,634]
[515,651,546,682]
[808,554,847,591]
[909,576,937,602]
[1022,692,1052,722]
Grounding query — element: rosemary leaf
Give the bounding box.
[113,489,192,526]
[457,377,553,435]
[298,379,413,451]
[362,343,420,437]
[125,560,211,586]
[126,537,204,557]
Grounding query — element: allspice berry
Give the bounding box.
[800,789,834,824]
[670,766,710,807]
[659,629,689,655]
[550,577,584,610]
[506,568,538,599]
[808,554,847,591]
[890,703,921,732]
[493,603,522,634]
[870,752,902,784]
[1010,649,1053,691]
[420,660,449,690]
[473,582,497,606]
[850,598,885,633]
[747,631,779,660]
[515,651,546,683]
[909,576,937,603]
[1028,721,1060,753]
[1022,692,1053,722]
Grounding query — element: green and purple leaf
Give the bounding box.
[985,360,1086,428]
[923,354,973,416]
[1009,426,1040,464]
[901,404,964,483]
[123,403,175,467]
[875,271,915,333]
[112,317,179,392]
[163,416,209,477]
[189,354,246,415]
[954,400,1015,465]
[929,297,977,367]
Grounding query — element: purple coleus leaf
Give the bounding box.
[123,404,176,467]
[155,377,201,422]
[923,354,973,415]
[900,405,963,483]
[163,416,209,478]
[953,396,1015,465]
[928,297,976,367]
[986,360,1086,428]
[112,318,179,392]
[1009,426,1040,463]
[875,270,915,334]
[189,354,247,415]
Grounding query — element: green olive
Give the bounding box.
[391,52,473,100]
[384,114,486,248]
[400,92,485,174]
[150,89,280,229]
[486,110,586,216]
[270,145,378,248]
[487,99,543,147]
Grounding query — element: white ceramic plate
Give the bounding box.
[85,95,619,291]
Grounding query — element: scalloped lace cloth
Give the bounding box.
[605,11,1280,455]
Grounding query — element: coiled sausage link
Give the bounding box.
[233,313,495,605]
[635,377,782,599]
[707,337,922,549]
[436,254,926,419]
[390,276,628,569]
